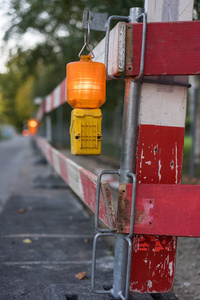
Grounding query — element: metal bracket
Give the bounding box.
[92,170,137,300]
[91,232,133,300]
[95,169,120,233]
[82,11,108,32]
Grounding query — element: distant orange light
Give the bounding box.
[22,129,29,137]
[28,119,37,128]
[28,119,37,136]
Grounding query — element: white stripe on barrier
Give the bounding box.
[65,158,84,200]
[36,137,117,231]
[45,95,52,113]
[139,85,187,127]
[52,148,61,175]
[53,85,61,109]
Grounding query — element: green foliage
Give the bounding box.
[15,76,35,123]
[0,0,144,127]
[2,0,200,129]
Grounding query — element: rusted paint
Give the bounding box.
[134,198,154,227]
[117,183,131,232]
[101,184,117,230]
[123,183,200,237]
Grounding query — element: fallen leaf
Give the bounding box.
[75,271,87,280]
[23,238,32,244]
[18,208,26,214]
[84,238,89,244]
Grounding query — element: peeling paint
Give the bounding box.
[175,142,178,184]
[140,149,145,169]
[147,280,153,289]
[169,261,173,276]
[154,144,158,156]
[170,160,174,170]
[158,159,162,181]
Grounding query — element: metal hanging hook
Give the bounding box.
[78,22,95,58]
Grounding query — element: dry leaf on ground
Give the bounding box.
[22,238,32,244]
[18,208,26,214]
[75,271,87,280]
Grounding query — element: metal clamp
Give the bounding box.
[105,12,191,88]
[91,232,133,300]
[82,11,108,32]
[95,169,120,233]
[105,15,129,81]
[91,232,115,295]
[92,170,137,300]
[133,13,147,82]
[132,14,191,88]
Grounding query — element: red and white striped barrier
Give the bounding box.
[35,0,196,293]
[36,137,117,231]
[128,0,194,293]
[37,79,66,121]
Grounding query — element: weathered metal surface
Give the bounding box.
[126,21,200,76]
[130,235,177,293]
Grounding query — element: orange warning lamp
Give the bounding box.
[28,119,38,136]
[66,55,106,109]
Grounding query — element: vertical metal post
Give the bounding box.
[46,114,52,143]
[112,7,144,299]
[46,113,54,175]
[56,106,63,145]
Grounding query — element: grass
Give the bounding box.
[182,135,192,173]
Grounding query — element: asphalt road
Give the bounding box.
[0,136,199,300]
[0,135,29,213]
[0,136,114,300]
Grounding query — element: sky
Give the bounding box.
[0,2,11,72]
[0,1,45,73]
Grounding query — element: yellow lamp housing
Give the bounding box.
[66,55,106,109]
[70,109,102,155]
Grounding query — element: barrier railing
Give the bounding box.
[35,1,200,299]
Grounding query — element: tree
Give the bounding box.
[15,76,35,124]
[1,0,199,129]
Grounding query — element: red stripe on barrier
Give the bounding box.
[129,123,185,293]
[130,235,176,293]
[136,125,185,184]
[79,168,116,230]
